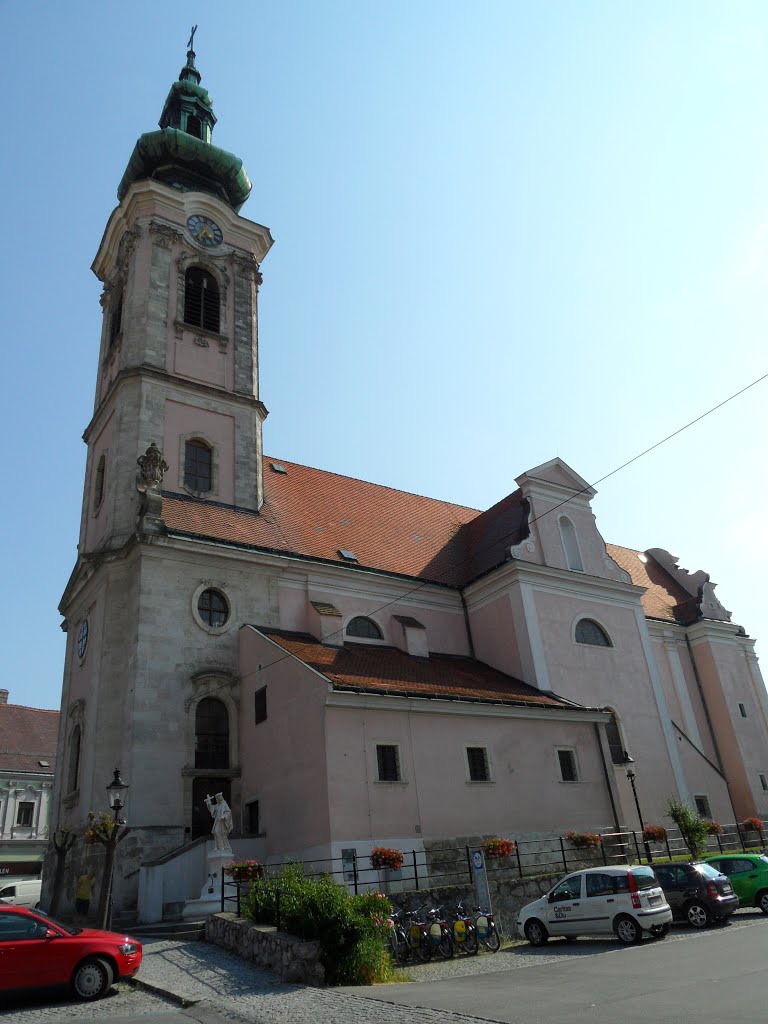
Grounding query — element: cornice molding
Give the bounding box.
[325,689,608,723]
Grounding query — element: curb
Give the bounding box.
[128,975,202,1008]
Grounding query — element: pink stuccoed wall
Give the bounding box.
[163,399,236,503]
[324,704,616,841]
[239,626,332,854]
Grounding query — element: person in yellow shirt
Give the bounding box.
[75,873,96,924]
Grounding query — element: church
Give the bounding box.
[48,43,768,918]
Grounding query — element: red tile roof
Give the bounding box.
[162,457,527,587]
[607,544,692,622]
[0,704,58,774]
[257,628,576,708]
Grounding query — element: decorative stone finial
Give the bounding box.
[137,442,168,493]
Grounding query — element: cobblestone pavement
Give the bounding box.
[1,909,764,1023]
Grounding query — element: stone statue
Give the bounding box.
[205,792,233,852]
[137,442,168,493]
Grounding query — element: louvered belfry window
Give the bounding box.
[184,439,212,492]
[184,267,220,333]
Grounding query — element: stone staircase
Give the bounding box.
[125,918,206,942]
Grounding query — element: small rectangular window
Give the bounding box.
[254,687,267,724]
[247,800,259,835]
[376,744,400,782]
[694,794,712,818]
[16,802,34,827]
[739,703,747,718]
[467,747,490,782]
[342,848,357,883]
[760,774,768,792]
[557,749,578,783]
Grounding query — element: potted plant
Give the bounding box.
[482,837,516,859]
[369,847,404,871]
[642,825,667,844]
[564,830,601,850]
[224,859,263,883]
[741,816,763,834]
[704,820,724,836]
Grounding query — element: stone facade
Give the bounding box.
[205,912,324,986]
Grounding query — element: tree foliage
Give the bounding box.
[665,797,709,859]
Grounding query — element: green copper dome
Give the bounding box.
[117,46,252,211]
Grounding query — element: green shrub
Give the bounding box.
[242,863,393,985]
[665,797,709,860]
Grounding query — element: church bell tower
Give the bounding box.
[52,38,274,910]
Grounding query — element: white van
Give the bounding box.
[0,878,42,908]
[517,864,672,946]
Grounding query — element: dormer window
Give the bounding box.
[186,115,203,139]
[184,267,220,333]
[184,439,213,493]
[346,616,383,641]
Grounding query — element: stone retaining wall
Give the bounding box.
[205,912,325,986]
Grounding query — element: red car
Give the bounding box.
[0,905,142,1000]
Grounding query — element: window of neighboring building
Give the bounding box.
[346,616,383,640]
[184,439,213,493]
[183,267,220,333]
[559,516,584,572]
[16,802,34,827]
[575,619,612,647]
[694,794,712,818]
[466,746,490,782]
[760,773,768,792]
[93,454,106,511]
[246,800,260,835]
[109,293,123,348]
[254,687,267,724]
[604,711,626,765]
[376,744,401,782]
[194,697,229,769]
[67,725,81,793]
[557,748,578,783]
[739,703,747,718]
[198,589,229,628]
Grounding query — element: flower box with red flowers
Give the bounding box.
[369,847,404,871]
[741,816,764,833]
[224,859,263,883]
[482,837,516,859]
[642,825,667,844]
[565,830,601,850]
[705,820,724,836]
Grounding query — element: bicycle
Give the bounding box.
[388,910,410,965]
[426,905,454,959]
[403,904,432,961]
[451,901,479,955]
[471,903,501,952]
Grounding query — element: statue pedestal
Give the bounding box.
[182,846,234,920]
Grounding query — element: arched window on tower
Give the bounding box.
[67,725,81,794]
[604,710,627,764]
[184,267,220,333]
[184,439,213,493]
[195,697,229,769]
[108,293,123,348]
[346,616,383,641]
[93,454,106,511]
[186,115,202,139]
[559,516,584,572]
[575,618,612,647]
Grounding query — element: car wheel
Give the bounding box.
[615,915,642,945]
[71,957,114,1001]
[651,923,671,938]
[685,902,711,929]
[757,890,768,915]
[524,919,548,946]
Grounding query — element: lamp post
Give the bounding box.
[93,770,130,930]
[624,763,653,864]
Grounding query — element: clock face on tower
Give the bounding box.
[186,215,223,248]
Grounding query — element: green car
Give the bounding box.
[704,853,768,914]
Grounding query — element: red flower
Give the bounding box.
[370,847,404,870]
[741,817,763,833]
[565,830,601,850]
[643,825,667,843]
[483,837,516,858]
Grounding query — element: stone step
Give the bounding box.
[128,920,206,941]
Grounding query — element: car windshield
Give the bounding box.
[630,867,658,891]
[34,909,82,936]
[695,863,723,879]
[760,856,768,867]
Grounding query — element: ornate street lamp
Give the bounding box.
[93,769,130,929]
[624,756,653,863]
[106,770,129,821]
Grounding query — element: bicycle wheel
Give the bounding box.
[415,934,432,961]
[464,925,479,956]
[391,929,409,965]
[483,926,501,952]
[436,928,454,959]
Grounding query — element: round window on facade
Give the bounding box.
[198,589,229,628]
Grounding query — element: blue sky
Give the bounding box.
[3,2,768,710]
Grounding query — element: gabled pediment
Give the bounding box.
[515,458,595,499]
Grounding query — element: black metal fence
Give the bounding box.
[220,819,766,904]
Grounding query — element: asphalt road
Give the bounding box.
[361,922,768,1024]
